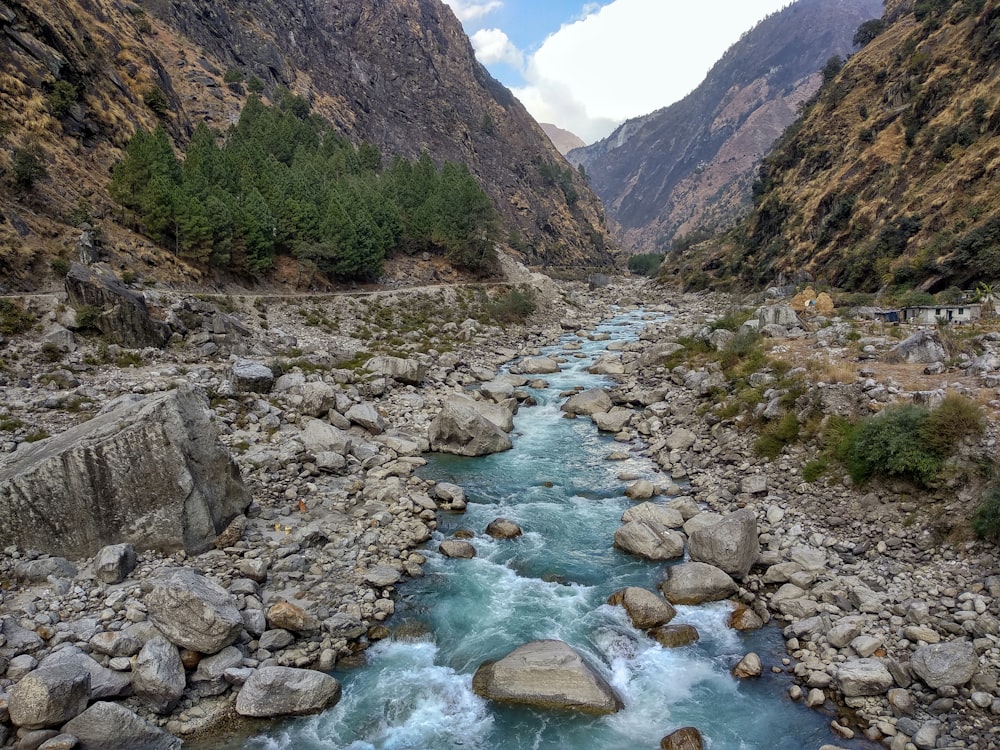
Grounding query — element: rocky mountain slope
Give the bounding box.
[569,0,882,255]
[0,0,612,291]
[541,123,586,155]
[674,0,1000,292]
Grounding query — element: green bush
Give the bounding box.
[47,80,78,118]
[755,412,800,459]
[972,484,1000,540]
[487,288,536,325]
[0,299,36,335]
[919,394,984,456]
[627,253,665,277]
[12,146,47,190]
[143,86,169,115]
[802,457,830,483]
[848,405,940,485]
[75,305,101,330]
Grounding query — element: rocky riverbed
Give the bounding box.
[0,270,998,749]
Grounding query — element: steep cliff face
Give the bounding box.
[677,0,1000,292]
[570,0,882,255]
[0,0,611,290]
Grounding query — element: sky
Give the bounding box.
[442,0,793,144]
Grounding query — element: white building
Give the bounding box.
[901,304,981,325]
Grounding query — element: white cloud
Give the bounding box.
[470,28,524,69]
[442,0,503,23]
[510,0,790,144]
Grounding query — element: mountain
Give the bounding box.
[569,0,882,255]
[672,0,1000,292]
[0,0,612,291]
[541,123,586,155]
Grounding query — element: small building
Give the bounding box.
[901,304,981,325]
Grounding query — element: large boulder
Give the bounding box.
[910,640,978,688]
[472,640,622,715]
[146,568,244,654]
[235,666,342,717]
[561,388,612,417]
[607,587,676,630]
[40,647,132,701]
[94,543,137,585]
[428,396,513,456]
[132,636,185,713]
[614,521,684,561]
[519,357,560,374]
[885,331,947,364]
[836,659,895,697]
[8,663,90,729]
[0,386,250,557]
[659,562,738,605]
[661,726,704,750]
[61,701,182,750]
[592,410,631,433]
[364,355,426,384]
[65,262,171,348]
[687,509,759,579]
[345,402,385,434]
[229,360,274,393]
[300,418,353,456]
[756,304,799,328]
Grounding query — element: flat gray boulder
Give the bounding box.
[519,356,560,374]
[429,396,513,457]
[0,386,250,558]
[687,509,759,579]
[147,568,244,654]
[592,410,631,433]
[472,640,623,715]
[607,587,676,630]
[756,304,799,328]
[40,647,132,701]
[911,640,978,688]
[95,543,136,584]
[885,331,947,364]
[659,562,738,605]
[345,402,385,434]
[614,521,684,561]
[235,666,342,717]
[837,658,895,697]
[561,388,612,416]
[301,418,353,455]
[8,663,90,729]
[229,360,274,393]
[62,701,182,750]
[364,355,426,384]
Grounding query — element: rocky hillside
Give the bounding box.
[569,0,882,255]
[540,123,586,155]
[0,0,612,291]
[676,0,1000,292]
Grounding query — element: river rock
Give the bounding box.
[592,410,631,433]
[687,509,759,579]
[229,359,274,393]
[62,701,182,750]
[301,418,352,455]
[428,396,513,456]
[729,603,765,631]
[14,557,77,583]
[660,726,704,750]
[622,502,684,529]
[364,355,426,384]
[0,386,250,557]
[624,480,656,500]
[65,262,171,348]
[910,640,978,688]
[649,624,700,648]
[40,647,131,700]
[266,600,320,633]
[345,402,386,434]
[472,640,622,715]
[132,636,185,713]
[836,659,895,697]
[235,666,342,717]
[8,663,90,729]
[146,568,244,654]
[614,521,684,561]
[519,357,560,374]
[94,543,137,584]
[190,646,243,697]
[561,388,612,416]
[363,565,403,587]
[607,587,676,629]
[486,518,523,539]
[659,562,737,605]
[665,428,697,451]
[732,652,763,678]
[439,539,476,558]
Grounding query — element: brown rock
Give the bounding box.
[607,587,676,630]
[661,726,704,750]
[729,603,765,631]
[485,518,523,539]
[266,601,320,633]
[649,624,700,648]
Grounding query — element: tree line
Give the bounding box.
[109,92,499,279]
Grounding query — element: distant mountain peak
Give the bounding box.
[540,123,586,155]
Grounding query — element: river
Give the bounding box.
[237,307,869,750]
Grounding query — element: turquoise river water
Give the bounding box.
[237,308,874,750]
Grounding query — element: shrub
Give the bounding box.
[143,86,168,115]
[972,484,1000,540]
[919,394,984,455]
[47,80,78,118]
[12,146,47,190]
[847,405,940,485]
[802,458,830,483]
[223,68,244,84]
[75,305,101,330]
[755,412,800,459]
[0,299,36,335]
[487,288,536,324]
[627,253,665,277]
